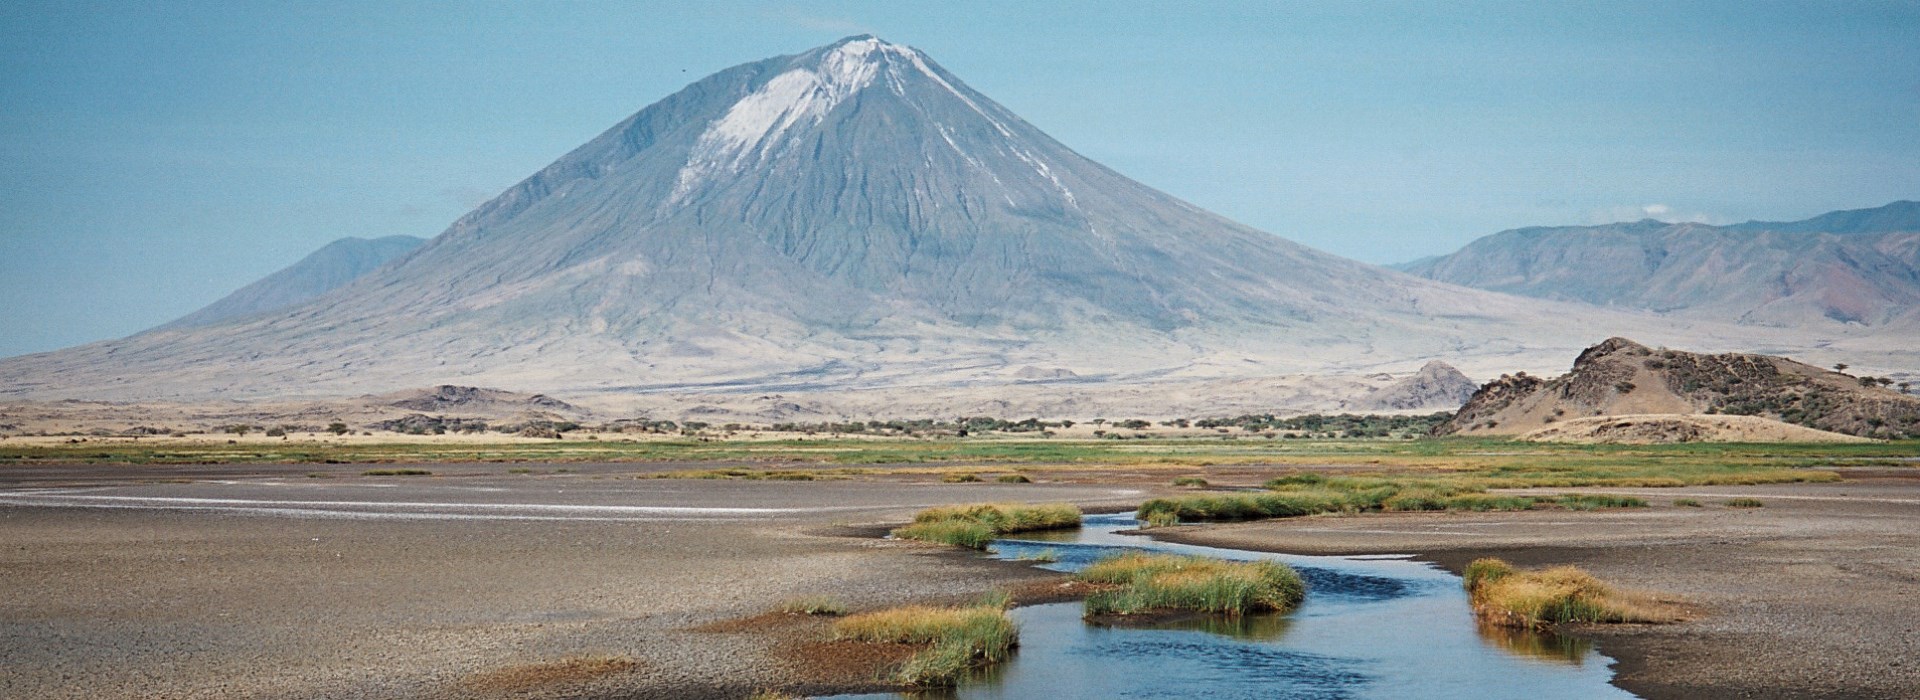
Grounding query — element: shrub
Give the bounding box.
[1725,497,1765,508]
[1463,558,1668,628]
[943,473,982,483]
[1171,476,1209,488]
[996,474,1032,483]
[1080,553,1305,617]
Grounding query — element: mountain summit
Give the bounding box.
[0,38,1766,400]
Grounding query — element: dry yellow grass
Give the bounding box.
[833,603,1018,687]
[1464,558,1675,629]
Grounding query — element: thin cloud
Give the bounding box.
[1587,203,1724,225]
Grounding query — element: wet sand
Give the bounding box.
[1151,471,1920,700]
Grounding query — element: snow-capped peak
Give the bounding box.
[669,37,925,202]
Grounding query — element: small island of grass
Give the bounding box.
[892,502,1082,550]
[1077,552,1305,618]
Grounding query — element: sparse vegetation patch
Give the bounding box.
[893,503,1082,549]
[1078,553,1305,617]
[833,602,1018,687]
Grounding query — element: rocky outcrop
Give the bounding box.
[1352,361,1478,411]
[1437,337,1920,440]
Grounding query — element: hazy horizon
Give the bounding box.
[4,1,1917,358]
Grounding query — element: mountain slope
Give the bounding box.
[1399,202,1920,327]
[0,37,1860,401]
[158,236,425,331]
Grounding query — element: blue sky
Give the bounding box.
[3,1,1917,358]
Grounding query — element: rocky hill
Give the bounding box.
[1398,202,1920,328]
[1350,361,1477,411]
[1437,338,1920,440]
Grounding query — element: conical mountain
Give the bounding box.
[0,37,1728,400]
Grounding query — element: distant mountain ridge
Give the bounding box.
[1399,201,1920,327]
[158,235,424,330]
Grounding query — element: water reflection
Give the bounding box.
[1091,609,1295,642]
[1475,621,1595,664]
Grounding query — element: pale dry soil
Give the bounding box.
[0,467,1144,699]
[1153,470,1920,700]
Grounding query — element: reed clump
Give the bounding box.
[833,603,1018,687]
[1463,558,1671,629]
[893,503,1082,550]
[1078,553,1305,617]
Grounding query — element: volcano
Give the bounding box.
[0,37,1763,401]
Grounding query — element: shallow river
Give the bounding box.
[829,513,1634,699]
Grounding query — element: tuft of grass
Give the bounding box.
[834,603,1018,687]
[1463,557,1670,629]
[1079,553,1305,617]
[894,520,997,550]
[893,503,1083,549]
[1673,498,1703,507]
[361,468,431,476]
[995,473,1033,483]
[1142,510,1181,528]
[943,473,983,483]
[1554,494,1648,511]
[1725,497,1765,508]
[1172,476,1210,488]
[777,595,847,616]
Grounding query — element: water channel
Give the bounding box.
[829,512,1633,699]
